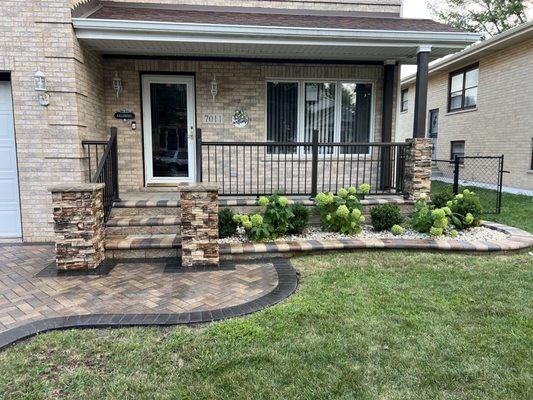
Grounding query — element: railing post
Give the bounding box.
[195,128,203,183]
[452,155,460,194]
[311,129,319,197]
[110,127,120,202]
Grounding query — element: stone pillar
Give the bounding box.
[49,183,105,270]
[180,183,219,267]
[404,138,432,200]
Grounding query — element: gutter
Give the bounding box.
[72,18,480,46]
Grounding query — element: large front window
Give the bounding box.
[266,80,374,154]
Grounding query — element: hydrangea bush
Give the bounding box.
[232,193,309,242]
[315,187,364,235]
[410,194,452,236]
[447,189,483,229]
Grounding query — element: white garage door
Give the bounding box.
[0,79,22,238]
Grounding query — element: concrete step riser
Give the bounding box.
[110,207,181,218]
[106,225,181,235]
[106,248,181,260]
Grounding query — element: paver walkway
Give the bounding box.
[0,244,297,349]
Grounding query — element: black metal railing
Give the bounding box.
[197,129,408,197]
[82,127,120,220]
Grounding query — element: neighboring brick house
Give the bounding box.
[398,21,533,192]
[0,0,477,242]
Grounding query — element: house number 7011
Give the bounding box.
[202,114,223,124]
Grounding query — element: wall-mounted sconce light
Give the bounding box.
[34,68,49,106]
[210,75,218,101]
[112,71,123,99]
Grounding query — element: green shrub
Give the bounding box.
[410,197,450,236]
[218,208,238,238]
[448,189,483,229]
[315,188,364,235]
[233,213,270,242]
[431,187,455,208]
[288,204,309,234]
[261,194,294,239]
[370,204,403,231]
[391,224,405,236]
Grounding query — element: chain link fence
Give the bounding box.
[432,156,505,214]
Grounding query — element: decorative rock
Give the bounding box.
[180,185,219,267]
[403,138,432,200]
[50,183,105,270]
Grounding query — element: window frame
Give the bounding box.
[447,63,479,112]
[264,78,376,156]
[401,88,408,112]
[450,140,465,163]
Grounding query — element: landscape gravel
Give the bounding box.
[218,225,510,244]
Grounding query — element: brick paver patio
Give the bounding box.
[0,244,297,349]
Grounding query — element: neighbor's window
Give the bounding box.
[401,89,408,112]
[450,140,465,162]
[266,80,373,154]
[449,64,479,111]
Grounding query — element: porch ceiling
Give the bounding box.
[73,4,480,63]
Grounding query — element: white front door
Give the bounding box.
[0,79,22,238]
[142,75,196,184]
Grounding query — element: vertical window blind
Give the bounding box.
[267,80,373,154]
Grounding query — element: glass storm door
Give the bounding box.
[142,75,196,184]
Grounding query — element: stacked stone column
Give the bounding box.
[403,138,432,200]
[180,183,219,267]
[49,183,105,270]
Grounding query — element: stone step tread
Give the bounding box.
[113,197,413,208]
[105,234,181,250]
[113,199,180,208]
[106,216,181,227]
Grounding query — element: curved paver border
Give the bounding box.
[0,259,298,351]
[220,222,533,256]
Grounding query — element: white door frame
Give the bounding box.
[142,74,196,184]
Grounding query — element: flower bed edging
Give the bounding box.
[219,221,533,256]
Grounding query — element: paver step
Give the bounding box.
[105,233,181,250]
[106,216,181,227]
[113,199,180,208]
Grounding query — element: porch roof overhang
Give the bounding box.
[72,8,480,63]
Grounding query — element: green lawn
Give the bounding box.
[1,190,531,399]
[431,180,533,233]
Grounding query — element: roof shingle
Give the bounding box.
[87,5,462,33]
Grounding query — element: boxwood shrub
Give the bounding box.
[370,203,403,231]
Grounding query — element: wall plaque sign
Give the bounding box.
[114,110,135,120]
[202,113,223,125]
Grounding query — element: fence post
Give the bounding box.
[497,155,504,213]
[195,128,202,183]
[311,129,319,197]
[452,155,460,194]
[110,127,120,202]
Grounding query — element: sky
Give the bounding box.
[400,0,533,77]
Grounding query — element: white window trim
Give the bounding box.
[264,78,376,157]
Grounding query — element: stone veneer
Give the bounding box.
[180,183,220,267]
[403,138,432,200]
[50,183,105,270]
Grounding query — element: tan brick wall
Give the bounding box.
[398,37,533,191]
[102,59,397,191]
[0,1,106,241]
[91,0,401,13]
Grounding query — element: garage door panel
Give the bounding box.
[0,80,22,238]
